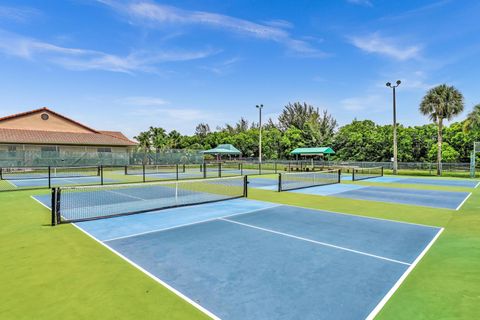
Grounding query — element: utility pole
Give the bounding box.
[386,80,401,174]
[256,104,263,163]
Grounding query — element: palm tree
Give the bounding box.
[463,104,480,132]
[134,131,152,164]
[419,84,464,175]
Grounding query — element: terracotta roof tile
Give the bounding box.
[0,128,137,146]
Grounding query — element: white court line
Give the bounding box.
[5,179,17,188]
[72,223,222,320]
[220,218,411,266]
[455,192,472,211]
[103,205,282,242]
[30,195,51,210]
[106,189,147,201]
[365,227,444,320]
[254,200,443,229]
[475,181,480,189]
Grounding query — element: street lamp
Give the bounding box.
[386,80,401,174]
[256,104,264,164]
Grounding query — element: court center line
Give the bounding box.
[103,204,282,242]
[455,192,472,211]
[219,218,411,266]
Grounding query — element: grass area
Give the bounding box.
[0,176,479,319]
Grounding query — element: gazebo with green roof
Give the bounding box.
[290,147,335,160]
[202,144,242,160]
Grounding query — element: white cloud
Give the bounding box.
[98,0,326,57]
[0,29,217,73]
[347,0,373,7]
[121,96,169,106]
[199,56,241,75]
[341,94,385,112]
[377,71,438,91]
[349,33,421,61]
[0,5,41,22]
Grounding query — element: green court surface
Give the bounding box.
[1,178,479,319]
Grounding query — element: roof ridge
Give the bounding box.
[0,107,99,133]
[97,130,136,144]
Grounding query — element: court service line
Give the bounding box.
[455,192,472,211]
[365,227,444,320]
[72,224,222,320]
[103,204,282,242]
[106,189,147,201]
[220,218,411,266]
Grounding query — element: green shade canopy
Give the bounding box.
[202,144,242,155]
[290,147,335,155]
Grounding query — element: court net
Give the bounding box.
[0,166,100,180]
[352,166,384,181]
[278,169,341,192]
[51,175,247,225]
[125,164,186,175]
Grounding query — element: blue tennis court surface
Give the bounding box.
[290,184,471,210]
[6,176,117,188]
[33,196,441,319]
[364,176,479,188]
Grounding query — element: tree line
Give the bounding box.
[135,85,480,171]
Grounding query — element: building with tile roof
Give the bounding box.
[0,107,137,166]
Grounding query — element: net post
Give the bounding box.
[337,169,341,183]
[381,166,384,177]
[142,164,146,182]
[240,163,243,176]
[124,165,127,175]
[259,162,262,175]
[218,162,222,178]
[352,168,355,181]
[278,173,282,192]
[100,165,104,185]
[275,162,277,174]
[48,166,51,188]
[176,164,179,180]
[203,163,207,179]
[243,175,248,197]
[0,167,2,180]
[51,188,57,226]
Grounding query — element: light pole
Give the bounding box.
[386,80,401,175]
[256,104,263,163]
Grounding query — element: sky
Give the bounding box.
[1,0,480,138]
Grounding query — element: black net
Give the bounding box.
[352,166,383,181]
[52,175,247,224]
[125,164,185,176]
[279,169,340,191]
[0,166,100,180]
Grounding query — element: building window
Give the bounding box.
[97,147,112,153]
[7,146,16,157]
[41,146,58,157]
[41,113,49,120]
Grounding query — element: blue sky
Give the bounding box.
[1,0,479,137]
